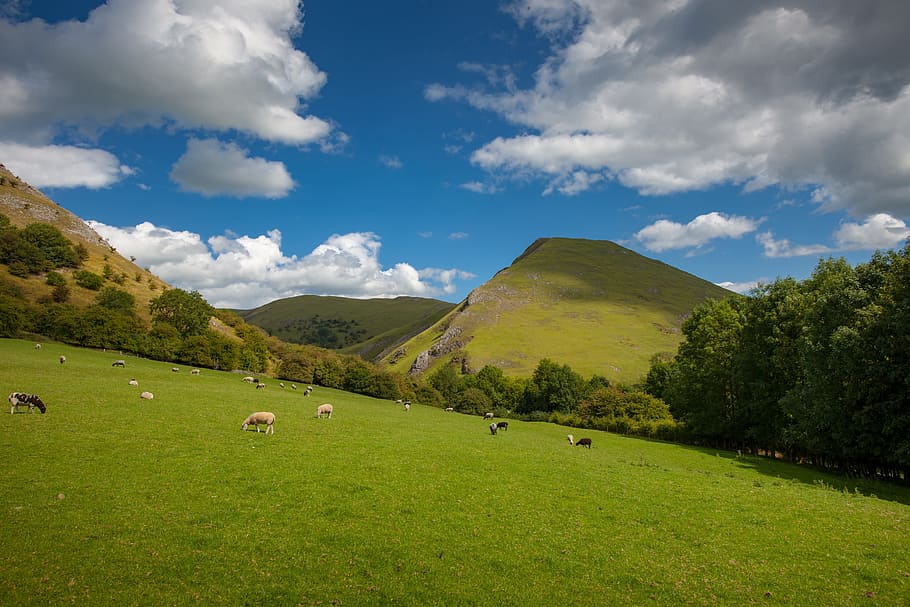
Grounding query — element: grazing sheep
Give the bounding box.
[315,403,333,418]
[171,367,179,373]
[241,376,255,383]
[304,386,313,397]
[242,411,275,435]
[8,392,47,414]
[59,355,66,364]
[445,407,454,412]
[34,343,41,350]
[496,421,509,431]
[483,412,494,419]
[190,369,200,375]
[128,378,139,386]
[140,391,154,400]
[112,360,126,367]
[576,438,592,449]
[489,422,498,435]
[279,382,285,388]
[256,383,266,390]
[404,401,411,412]
[567,434,574,446]
[291,384,297,390]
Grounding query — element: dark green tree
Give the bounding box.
[149,288,213,337]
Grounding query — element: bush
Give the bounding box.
[74,270,104,290]
[46,271,66,287]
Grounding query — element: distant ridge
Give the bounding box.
[378,237,734,382]
[236,295,456,360]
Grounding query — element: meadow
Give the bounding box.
[1,338,909,606]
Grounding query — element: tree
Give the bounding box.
[521,358,583,413]
[95,287,136,314]
[149,289,213,337]
[20,223,79,268]
[665,297,745,445]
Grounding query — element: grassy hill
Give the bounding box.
[2,338,908,606]
[380,237,734,382]
[0,164,171,323]
[237,295,455,360]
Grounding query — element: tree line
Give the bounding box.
[645,243,910,481]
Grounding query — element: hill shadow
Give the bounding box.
[675,443,910,506]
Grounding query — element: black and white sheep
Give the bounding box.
[483,412,494,420]
[242,412,275,434]
[489,422,498,435]
[59,355,66,364]
[128,378,139,386]
[567,434,574,446]
[190,369,200,375]
[112,360,126,367]
[256,382,266,390]
[8,392,47,414]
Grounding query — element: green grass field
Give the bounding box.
[2,339,909,606]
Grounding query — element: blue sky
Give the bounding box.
[1,0,909,308]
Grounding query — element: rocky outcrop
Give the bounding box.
[408,326,473,375]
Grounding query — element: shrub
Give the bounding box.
[74,270,104,290]
[46,271,66,287]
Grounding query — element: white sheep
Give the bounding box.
[171,367,179,373]
[59,355,66,364]
[190,369,200,375]
[315,403,333,418]
[256,382,266,390]
[128,379,139,386]
[567,434,574,446]
[445,407,454,412]
[279,382,285,388]
[112,360,126,367]
[140,391,154,400]
[34,343,41,350]
[483,412,494,419]
[241,376,255,383]
[242,411,275,434]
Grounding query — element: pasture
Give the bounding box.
[1,339,909,606]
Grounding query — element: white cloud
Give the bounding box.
[756,232,832,258]
[378,154,403,169]
[459,181,500,194]
[0,142,133,189]
[85,220,474,308]
[716,280,762,295]
[432,1,910,214]
[634,212,762,252]
[448,232,469,240]
[169,138,294,198]
[833,214,910,251]
[0,0,331,146]
[543,170,604,196]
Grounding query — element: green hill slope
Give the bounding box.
[380,237,734,382]
[236,295,455,360]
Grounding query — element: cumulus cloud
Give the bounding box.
[634,212,762,252]
[0,142,133,189]
[431,0,910,215]
[448,232,470,240]
[833,213,910,251]
[85,220,474,308]
[0,0,332,181]
[716,280,762,295]
[756,232,831,258]
[170,138,294,198]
